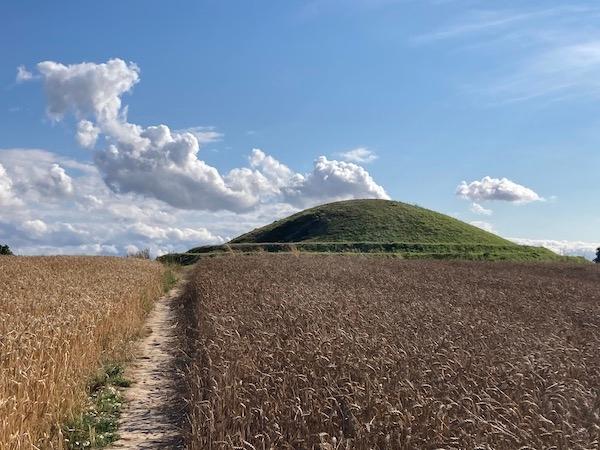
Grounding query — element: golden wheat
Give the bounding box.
[179,255,600,449]
[0,256,165,449]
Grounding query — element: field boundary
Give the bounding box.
[159,241,586,265]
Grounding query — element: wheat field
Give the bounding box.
[179,255,600,449]
[0,256,165,449]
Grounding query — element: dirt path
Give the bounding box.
[110,279,186,449]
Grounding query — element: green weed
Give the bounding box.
[162,267,178,292]
[63,364,131,449]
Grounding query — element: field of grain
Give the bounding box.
[0,256,166,449]
[179,255,600,449]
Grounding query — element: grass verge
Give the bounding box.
[63,364,131,449]
[162,266,178,292]
[158,242,588,265]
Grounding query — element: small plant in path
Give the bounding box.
[63,364,131,449]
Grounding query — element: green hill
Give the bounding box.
[231,199,513,245]
[161,199,585,264]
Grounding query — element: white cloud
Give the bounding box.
[15,243,120,257]
[124,244,140,255]
[509,238,599,260]
[128,222,224,243]
[36,59,140,121]
[177,126,223,145]
[0,163,21,206]
[469,220,496,233]
[470,202,493,215]
[0,148,297,256]
[283,156,390,207]
[94,124,264,211]
[336,147,378,163]
[46,164,74,196]
[31,59,388,212]
[16,65,34,82]
[21,219,48,236]
[5,58,391,255]
[0,152,73,200]
[457,176,542,203]
[80,194,103,208]
[76,120,101,148]
[248,148,296,195]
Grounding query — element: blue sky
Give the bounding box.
[1,0,599,257]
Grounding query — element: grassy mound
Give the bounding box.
[162,199,584,264]
[230,199,513,245]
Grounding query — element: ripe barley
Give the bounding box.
[0,256,166,449]
[178,255,600,449]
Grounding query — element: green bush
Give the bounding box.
[0,244,13,256]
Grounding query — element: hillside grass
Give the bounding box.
[231,199,515,245]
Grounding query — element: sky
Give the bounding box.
[1,0,599,258]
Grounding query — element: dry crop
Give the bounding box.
[179,255,600,449]
[0,256,165,449]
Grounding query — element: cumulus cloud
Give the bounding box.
[29,222,88,245]
[8,161,73,199]
[36,59,140,121]
[0,163,21,206]
[44,164,74,196]
[16,65,34,82]
[128,222,225,243]
[7,58,390,255]
[337,147,378,163]
[21,219,49,236]
[510,238,600,260]
[93,125,266,211]
[0,152,73,200]
[32,58,388,212]
[470,202,493,215]
[469,220,496,233]
[457,176,543,203]
[249,149,295,185]
[283,156,390,207]
[0,148,271,256]
[76,120,101,148]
